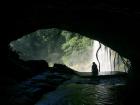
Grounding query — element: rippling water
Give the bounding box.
[35,76,126,105]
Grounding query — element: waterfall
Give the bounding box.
[10,28,131,73]
[92,40,130,72]
[92,40,113,72]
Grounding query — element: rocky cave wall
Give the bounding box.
[4,1,140,102]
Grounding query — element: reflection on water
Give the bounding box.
[35,75,126,105]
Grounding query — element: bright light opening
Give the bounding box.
[10,28,131,73]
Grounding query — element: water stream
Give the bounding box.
[35,73,126,105]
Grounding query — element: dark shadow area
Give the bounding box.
[5,47,128,105]
[3,1,140,105]
[4,49,76,105]
[91,62,99,76]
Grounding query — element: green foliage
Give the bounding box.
[10,28,93,67]
[10,28,64,61]
[62,33,92,53]
[61,30,72,41]
[61,32,93,65]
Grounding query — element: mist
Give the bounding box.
[10,28,131,72]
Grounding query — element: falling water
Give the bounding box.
[9,28,130,73]
[66,40,130,72]
[92,40,111,71]
[92,40,130,72]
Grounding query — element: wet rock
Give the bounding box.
[5,69,74,105]
[53,63,75,74]
[25,60,49,75]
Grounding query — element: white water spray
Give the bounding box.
[10,28,130,73]
[67,40,130,72]
[92,40,130,72]
[92,40,114,72]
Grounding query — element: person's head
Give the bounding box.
[93,62,96,65]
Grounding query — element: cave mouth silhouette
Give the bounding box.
[9,28,131,73]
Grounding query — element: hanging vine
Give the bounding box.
[113,52,117,71]
[96,42,101,72]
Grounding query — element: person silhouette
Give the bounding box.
[92,62,98,76]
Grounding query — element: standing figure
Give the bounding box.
[92,62,98,76]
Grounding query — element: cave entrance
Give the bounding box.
[9,28,131,73]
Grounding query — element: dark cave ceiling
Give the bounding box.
[7,1,140,60]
